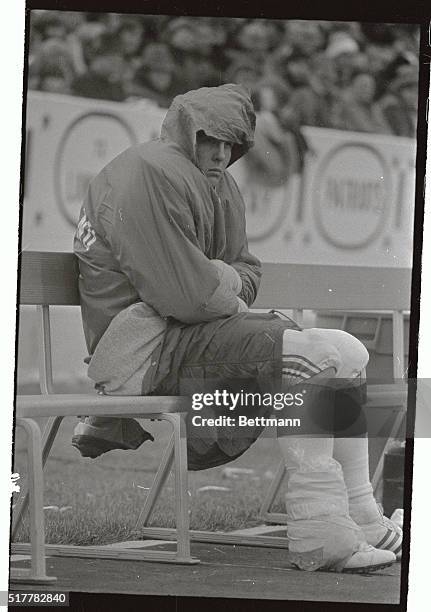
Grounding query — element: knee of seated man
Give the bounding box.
[282,328,343,374]
[312,328,369,377]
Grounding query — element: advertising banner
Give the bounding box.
[230,127,416,268]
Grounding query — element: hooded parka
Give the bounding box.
[74,84,260,359]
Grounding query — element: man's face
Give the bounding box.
[195,132,233,186]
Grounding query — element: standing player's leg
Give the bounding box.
[278,327,396,571]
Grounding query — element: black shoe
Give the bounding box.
[72,418,154,458]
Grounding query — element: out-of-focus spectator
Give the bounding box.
[60,11,86,34]
[332,69,391,133]
[141,15,171,44]
[377,65,418,137]
[233,20,274,68]
[196,18,230,73]
[31,38,75,93]
[115,17,146,87]
[39,65,71,94]
[103,13,124,33]
[194,21,220,59]
[117,18,145,65]
[260,43,291,86]
[360,24,401,100]
[248,81,297,187]
[284,20,326,57]
[365,43,398,99]
[127,43,180,106]
[256,77,290,112]
[225,58,262,91]
[282,49,313,90]
[163,18,220,92]
[248,78,310,187]
[285,52,340,128]
[366,42,396,75]
[33,11,68,41]
[326,31,364,87]
[71,33,126,101]
[376,52,416,100]
[68,21,107,76]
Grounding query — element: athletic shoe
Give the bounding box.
[341,543,396,573]
[364,514,403,561]
[353,504,403,561]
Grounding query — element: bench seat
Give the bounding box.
[16,394,189,418]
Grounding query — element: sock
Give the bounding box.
[333,436,381,524]
[281,328,341,386]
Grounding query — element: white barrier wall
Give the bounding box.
[18,92,416,389]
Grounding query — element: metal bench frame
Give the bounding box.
[11,252,411,583]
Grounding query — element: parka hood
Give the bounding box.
[160,84,256,167]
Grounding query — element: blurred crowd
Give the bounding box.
[29,11,419,137]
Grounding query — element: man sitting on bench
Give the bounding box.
[72,84,401,573]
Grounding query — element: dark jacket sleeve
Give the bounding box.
[107,157,241,324]
[232,243,261,307]
[224,173,262,306]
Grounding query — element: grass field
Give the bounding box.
[12,416,287,546]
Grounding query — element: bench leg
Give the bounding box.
[165,413,192,561]
[259,459,287,524]
[11,418,56,584]
[139,433,174,527]
[12,416,63,538]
